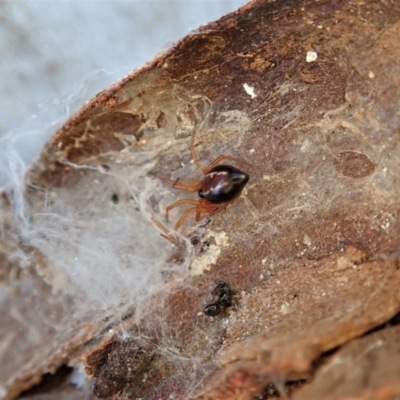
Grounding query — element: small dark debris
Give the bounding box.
[156,111,167,128]
[212,281,232,307]
[111,193,119,204]
[200,240,210,253]
[191,236,201,245]
[333,151,375,178]
[204,281,232,317]
[204,303,221,316]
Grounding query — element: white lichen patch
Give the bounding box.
[280,302,290,315]
[191,231,229,275]
[243,83,257,99]
[306,50,318,63]
[300,138,312,152]
[303,234,312,247]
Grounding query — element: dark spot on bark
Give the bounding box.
[333,151,375,178]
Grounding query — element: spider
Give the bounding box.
[161,125,249,231]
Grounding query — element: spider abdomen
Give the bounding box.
[199,164,249,203]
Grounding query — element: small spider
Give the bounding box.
[161,125,249,230]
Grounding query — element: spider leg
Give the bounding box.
[174,199,222,229]
[174,206,198,230]
[166,198,199,221]
[193,204,211,222]
[190,123,208,173]
[151,216,171,235]
[159,176,202,192]
[194,199,225,221]
[189,123,250,174]
[151,216,180,245]
[166,198,231,230]
[203,155,247,174]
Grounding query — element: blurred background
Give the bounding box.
[0,1,247,187]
